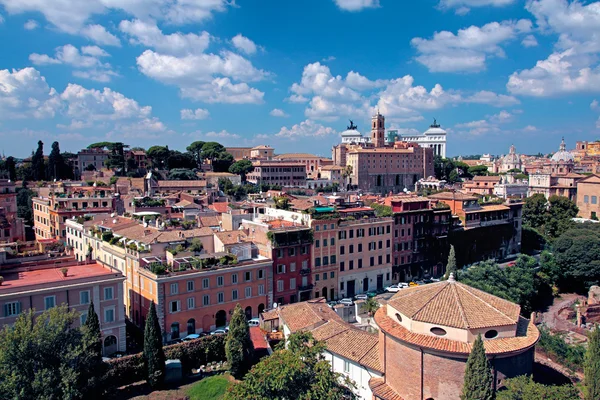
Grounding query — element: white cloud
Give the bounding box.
[411,19,532,72]
[464,90,520,107]
[286,94,309,103]
[521,35,539,47]
[0,0,230,33]
[231,34,258,55]
[181,108,210,120]
[305,95,371,121]
[0,67,60,119]
[275,119,337,139]
[438,0,515,14]
[29,44,117,82]
[270,108,289,117]
[180,78,265,104]
[523,125,537,131]
[24,19,38,30]
[333,0,379,11]
[345,71,388,90]
[489,110,513,123]
[454,7,470,15]
[0,14,4,23]
[592,99,599,110]
[81,24,120,47]
[119,19,210,55]
[455,119,498,135]
[291,62,362,101]
[322,56,336,62]
[205,130,241,139]
[597,116,600,129]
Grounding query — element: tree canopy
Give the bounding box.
[229,160,254,182]
[143,302,165,388]
[585,324,600,400]
[497,376,579,400]
[461,334,494,400]
[226,304,254,378]
[552,223,600,292]
[167,168,198,181]
[523,194,578,240]
[225,331,356,400]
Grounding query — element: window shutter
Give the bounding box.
[16,302,21,315]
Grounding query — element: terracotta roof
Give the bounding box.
[289,199,314,211]
[261,309,279,321]
[209,202,229,213]
[174,200,201,209]
[388,280,520,329]
[369,378,405,400]
[252,145,272,150]
[215,230,248,245]
[321,326,381,372]
[266,219,295,228]
[577,174,600,183]
[428,192,478,201]
[278,298,345,332]
[249,327,268,352]
[112,225,213,244]
[320,165,344,171]
[274,153,328,160]
[156,180,206,188]
[477,204,510,212]
[199,216,221,227]
[376,308,539,356]
[472,176,502,182]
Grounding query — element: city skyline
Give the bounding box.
[0,0,599,157]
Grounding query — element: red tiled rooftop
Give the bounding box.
[266,219,294,228]
[339,207,374,213]
[0,262,119,291]
[209,202,230,213]
[249,327,268,352]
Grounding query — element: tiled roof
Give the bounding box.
[209,202,229,213]
[112,225,213,244]
[388,281,520,329]
[199,216,221,227]
[375,308,539,355]
[322,327,381,373]
[320,165,344,171]
[369,378,405,400]
[174,200,201,209]
[215,230,248,245]
[156,180,207,188]
[289,199,314,211]
[472,176,502,182]
[278,298,344,332]
[274,153,326,159]
[428,192,478,201]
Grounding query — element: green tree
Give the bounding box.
[16,182,35,226]
[544,195,578,239]
[342,164,353,189]
[225,331,356,400]
[229,160,254,183]
[5,156,16,181]
[444,245,457,280]
[226,304,254,379]
[461,334,495,400]
[523,194,547,230]
[167,150,197,170]
[364,297,380,316]
[143,302,165,388]
[585,325,600,400]
[0,305,86,399]
[31,140,45,181]
[104,142,129,174]
[468,165,489,176]
[371,203,393,217]
[186,141,206,166]
[201,142,227,161]
[79,302,106,399]
[85,163,97,171]
[553,223,600,292]
[147,145,171,169]
[497,375,579,400]
[274,196,290,210]
[168,168,198,180]
[47,141,67,180]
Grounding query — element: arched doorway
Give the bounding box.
[103,335,118,356]
[258,303,265,314]
[245,306,252,320]
[187,318,196,335]
[215,310,226,328]
[171,322,180,339]
[330,288,335,300]
[322,287,327,300]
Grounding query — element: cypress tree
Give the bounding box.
[226,304,254,378]
[461,334,495,400]
[444,244,457,280]
[80,302,105,398]
[585,325,600,400]
[143,302,165,388]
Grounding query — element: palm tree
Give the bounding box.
[342,165,353,190]
[364,298,380,316]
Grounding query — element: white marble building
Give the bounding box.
[387,119,447,158]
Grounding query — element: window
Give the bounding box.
[323,239,327,247]
[340,261,345,271]
[593,196,598,205]
[315,240,320,248]
[258,269,264,279]
[232,273,238,284]
[290,278,296,290]
[358,259,363,269]
[187,297,195,309]
[330,255,336,264]
[430,327,447,336]
[45,296,56,310]
[277,280,284,292]
[349,229,354,239]
[278,264,286,274]
[217,276,224,286]
[323,224,327,231]
[357,228,364,237]
[349,260,354,270]
[386,254,390,263]
[203,295,210,306]
[245,271,252,281]
[170,283,179,295]
[245,287,252,298]
[370,257,375,267]
[315,258,321,267]
[340,246,345,255]
[386,239,391,248]
[315,225,320,231]
[330,238,335,246]
[218,292,224,303]
[349,245,354,254]
[339,231,346,240]
[105,307,115,322]
[258,284,265,295]
[323,273,327,280]
[323,256,329,266]
[232,289,238,300]
[386,225,391,234]
[288,247,296,256]
[290,262,296,272]
[584,195,590,203]
[330,271,335,279]
[378,255,383,265]
[170,301,180,313]
[302,260,308,269]
[343,360,350,373]
[316,274,320,281]
[80,290,90,305]
[104,287,114,300]
[484,330,498,339]
[80,312,88,325]
[203,278,210,289]
[187,281,194,292]
[4,301,20,317]
[378,241,383,249]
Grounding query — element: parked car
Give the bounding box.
[409,281,419,287]
[327,301,338,308]
[211,329,227,335]
[166,339,182,345]
[415,280,426,285]
[248,318,260,327]
[431,278,440,282]
[338,298,354,306]
[366,291,378,298]
[354,294,368,300]
[182,334,201,341]
[385,284,403,293]
[398,282,409,288]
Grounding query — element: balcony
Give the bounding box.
[299,268,311,276]
[298,284,314,291]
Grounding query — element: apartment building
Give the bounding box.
[76,147,109,173]
[0,261,126,355]
[310,216,338,301]
[273,153,333,179]
[577,174,600,220]
[0,179,25,243]
[337,214,393,298]
[246,161,307,188]
[33,187,115,240]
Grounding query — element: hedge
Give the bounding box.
[105,334,226,388]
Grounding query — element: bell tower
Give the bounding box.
[371,111,385,148]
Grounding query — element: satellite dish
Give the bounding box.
[273,303,278,308]
[112,219,117,224]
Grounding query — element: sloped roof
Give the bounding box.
[388,280,520,329]
[209,202,229,213]
[215,230,248,245]
[428,192,478,201]
[278,298,344,332]
[577,174,600,184]
[199,216,221,227]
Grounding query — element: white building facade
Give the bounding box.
[387,120,447,158]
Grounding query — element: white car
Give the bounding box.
[338,298,354,306]
[431,278,440,282]
[182,333,201,341]
[248,318,260,327]
[211,329,227,335]
[385,284,404,293]
[354,294,368,301]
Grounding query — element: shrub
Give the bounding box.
[149,263,166,275]
[537,325,585,372]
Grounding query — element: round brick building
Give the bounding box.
[371,275,539,400]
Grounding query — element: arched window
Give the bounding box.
[430,327,447,336]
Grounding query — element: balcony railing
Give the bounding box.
[299,268,311,276]
[298,284,314,291]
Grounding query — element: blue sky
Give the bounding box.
[0,0,599,158]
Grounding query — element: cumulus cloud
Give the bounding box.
[270,108,289,117]
[275,119,337,139]
[0,67,60,119]
[0,0,230,33]
[29,44,117,82]
[119,19,209,55]
[438,0,515,14]
[180,78,265,104]
[205,130,241,139]
[231,34,258,55]
[411,19,532,72]
[463,90,520,107]
[454,119,499,135]
[181,108,210,120]
[521,35,539,47]
[81,24,120,47]
[24,19,38,30]
[489,110,513,123]
[592,99,599,110]
[333,0,379,11]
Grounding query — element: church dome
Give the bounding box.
[551,138,574,163]
[502,145,521,166]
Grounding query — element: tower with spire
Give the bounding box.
[371,110,385,148]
